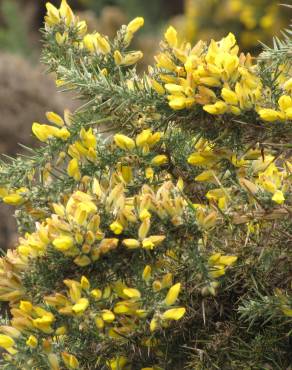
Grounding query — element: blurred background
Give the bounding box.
[0,0,290,251]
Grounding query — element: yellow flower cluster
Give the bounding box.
[13,178,187,268]
[187,137,291,206]
[153,29,262,115]
[0,270,187,368]
[150,26,292,125]
[32,111,71,143]
[45,0,145,74]
[180,0,289,50]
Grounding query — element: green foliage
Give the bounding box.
[0,0,30,56]
[0,2,291,369]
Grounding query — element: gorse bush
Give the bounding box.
[0,1,291,369]
[182,0,290,50]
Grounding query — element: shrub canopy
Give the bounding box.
[0,1,291,369]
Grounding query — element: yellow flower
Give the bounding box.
[200,77,221,88]
[32,314,55,334]
[165,283,181,306]
[142,235,165,250]
[95,33,111,54]
[114,134,135,151]
[59,0,75,26]
[161,273,173,288]
[165,83,184,94]
[165,26,178,47]
[32,123,56,142]
[80,128,96,149]
[162,307,186,321]
[67,158,81,181]
[48,353,60,370]
[80,276,90,290]
[110,221,124,235]
[217,255,238,266]
[203,101,228,115]
[195,170,215,182]
[122,239,140,249]
[187,153,207,166]
[0,334,17,354]
[45,3,60,26]
[150,79,165,95]
[151,155,168,166]
[139,209,151,221]
[152,280,162,292]
[3,193,24,206]
[120,165,133,183]
[72,298,89,314]
[145,167,154,180]
[91,289,102,300]
[114,50,123,65]
[221,88,238,105]
[283,78,292,92]
[20,300,33,313]
[272,190,285,205]
[142,265,152,282]
[136,129,152,148]
[123,288,141,299]
[155,53,176,71]
[46,111,64,126]
[95,316,104,329]
[56,326,67,335]
[259,95,292,122]
[61,352,79,369]
[169,96,187,110]
[77,20,87,36]
[108,356,128,370]
[74,255,91,267]
[53,235,74,252]
[126,17,144,34]
[26,335,38,348]
[150,317,158,332]
[119,51,144,66]
[278,95,292,111]
[138,218,151,240]
[55,32,68,45]
[223,54,239,77]
[56,127,70,141]
[32,123,70,142]
[101,310,115,322]
[83,34,96,52]
[258,108,282,122]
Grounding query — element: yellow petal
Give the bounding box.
[26,335,38,348]
[61,352,79,369]
[102,310,115,322]
[123,288,141,299]
[165,26,177,47]
[46,111,64,126]
[126,17,144,33]
[72,298,89,314]
[165,283,181,306]
[114,134,135,151]
[272,190,285,205]
[162,307,186,321]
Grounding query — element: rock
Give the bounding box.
[0,51,77,250]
